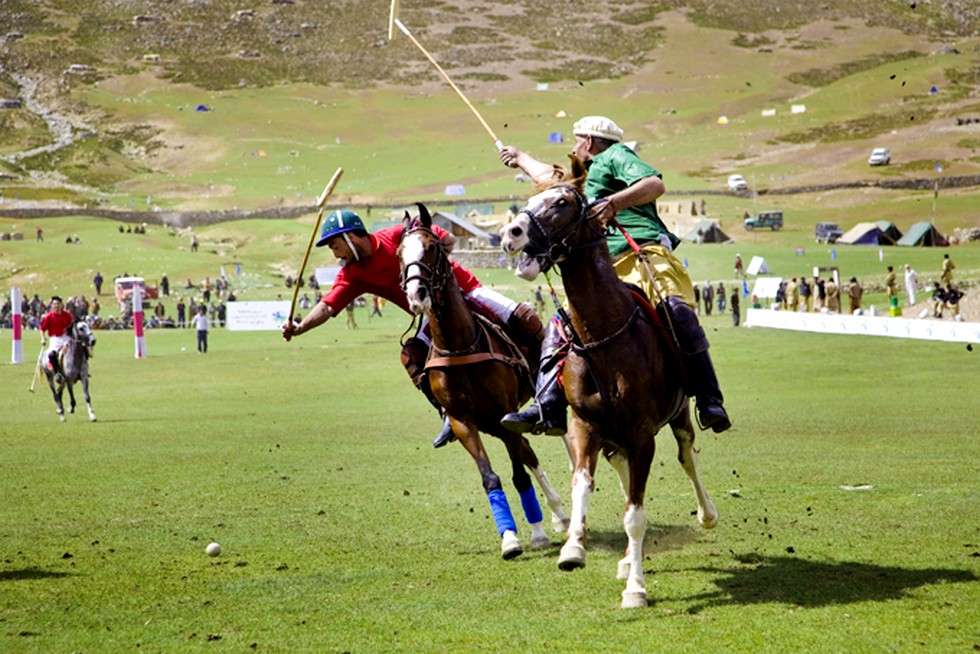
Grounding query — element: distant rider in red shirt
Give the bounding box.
[40,296,75,384]
[282,209,543,448]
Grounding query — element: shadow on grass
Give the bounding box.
[0,567,72,582]
[675,554,977,612]
[587,524,701,555]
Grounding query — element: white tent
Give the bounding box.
[751,277,782,299]
[746,256,769,275]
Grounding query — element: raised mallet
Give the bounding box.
[289,167,344,325]
[388,0,502,151]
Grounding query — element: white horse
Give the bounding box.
[43,322,97,422]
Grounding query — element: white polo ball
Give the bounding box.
[205,542,221,557]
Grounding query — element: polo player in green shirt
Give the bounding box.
[498,115,731,434]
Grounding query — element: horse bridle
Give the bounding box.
[519,187,606,273]
[399,223,452,306]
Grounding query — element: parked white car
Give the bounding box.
[727,174,748,192]
[868,147,891,166]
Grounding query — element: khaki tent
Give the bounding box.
[682,218,731,244]
[837,222,893,245]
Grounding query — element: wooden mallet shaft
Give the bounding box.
[288,167,344,325]
[388,3,502,151]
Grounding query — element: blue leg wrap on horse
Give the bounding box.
[487,489,517,536]
[519,485,543,524]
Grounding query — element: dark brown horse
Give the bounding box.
[399,204,568,558]
[500,173,718,608]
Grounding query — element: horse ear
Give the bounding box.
[416,202,432,227]
[566,155,587,193]
[402,210,412,228]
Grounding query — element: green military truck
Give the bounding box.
[744,210,783,231]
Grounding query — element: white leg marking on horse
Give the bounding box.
[528,521,550,549]
[558,469,591,570]
[87,404,97,422]
[500,529,523,560]
[531,467,568,533]
[677,428,718,529]
[621,504,648,608]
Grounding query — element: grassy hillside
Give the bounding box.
[0,4,978,209]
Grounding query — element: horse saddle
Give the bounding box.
[424,314,530,375]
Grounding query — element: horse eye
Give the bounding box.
[557,198,567,206]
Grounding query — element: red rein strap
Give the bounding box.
[611,218,644,255]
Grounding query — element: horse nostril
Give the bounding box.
[417,287,427,300]
[510,227,523,238]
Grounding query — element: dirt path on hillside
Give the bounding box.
[1,73,94,164]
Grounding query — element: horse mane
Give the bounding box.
[533,155,587,194]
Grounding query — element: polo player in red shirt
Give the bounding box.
[40,296,75,384]
[282,209,543,448]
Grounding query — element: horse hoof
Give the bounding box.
[530,534,551,549]
[621,591,648,609]
[698,505,719,530]
[58,415,65,423]
[616,557,631,580]
[558,543,585,571]
[88,415,97,422]
[501,530,523,560]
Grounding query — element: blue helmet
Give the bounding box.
[316,209,366,247]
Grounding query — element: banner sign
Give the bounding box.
[226,301,292,331]
[745,309,980,344]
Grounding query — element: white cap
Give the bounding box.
[572,115,623,142]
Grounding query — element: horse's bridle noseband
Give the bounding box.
[519,188,606,273]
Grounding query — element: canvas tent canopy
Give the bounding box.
[746,256,769,275]
[874,221,903,243]
[897,222,948,247]
[837,222,895,245]
[682,218,731,243]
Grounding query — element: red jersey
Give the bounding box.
[320,225,481,314]
[40,310,74,336]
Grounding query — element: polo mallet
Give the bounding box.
[288,167,344,325]
[28,339,45,393]
[388,0,502,151]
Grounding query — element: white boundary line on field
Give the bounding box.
[744,309,980,344]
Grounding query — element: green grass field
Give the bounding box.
[1,316,978,652]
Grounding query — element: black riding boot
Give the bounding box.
[666,296,731,433]
[500,319,568,435]
[48,351,64,384]
[401,337,457,448]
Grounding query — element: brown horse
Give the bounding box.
[399,204,568,559]
[500,174,718,608]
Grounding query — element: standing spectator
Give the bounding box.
[370,295,383,318]
[154,301,166,320]
[775,281,786,309]
[733,253,744,279]
[190,235,199,252]
[202,286,211,304]
[885,266,897,303]
[716,282,726,313]
[945,284,963,319]
[931,282,946,318]
[93,271,103,296]
[533,286,545,316]
[825,277,840,313]
[903,264,918,306]
[693,283,702,316]
[702,282,714,316]
[161,274,170,296]
[217,302,226,328]
[299,293,312,310]
[847,277,863,314]
[192,306,209,353]
[345,302,358,329]
[730,288,740,327]
[814,276,825,311]
[35,226,43,242]
[787,277,800,311]
[940,254,955,287]
[176,297,186,328]
[799,276,812,312]
[91,298,100,317]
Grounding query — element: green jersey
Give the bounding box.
[584,142,679,258]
